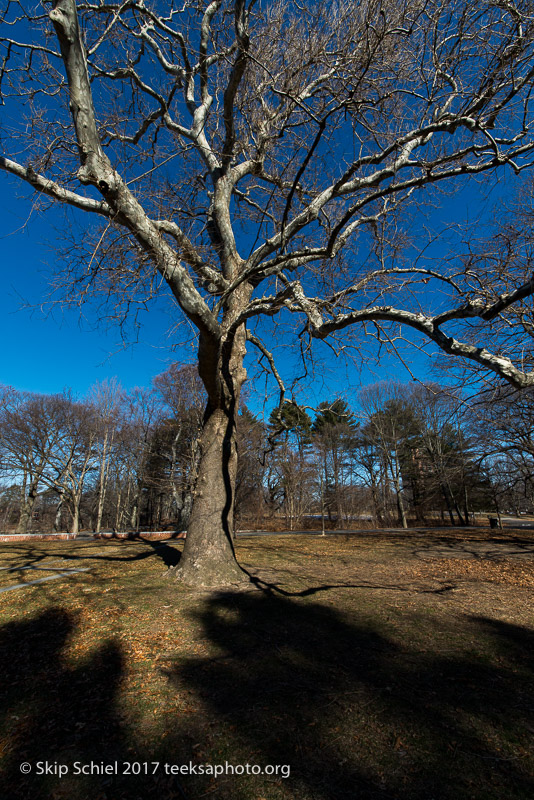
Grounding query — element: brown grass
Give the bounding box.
[0,529,533,800]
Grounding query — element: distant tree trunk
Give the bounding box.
[441,483,456,525]
[170,428,183,523]
[113,488,121,532]
[463,485,471,527]
[70,497,80,534]
[17,469,28,532]
[395,483,408,529]
[95,428,111,533]
[171,430,201,532]
[182,486,195,529]
[54,495,64,531]
[130,502,138,531]
[391,450,408,529]
[16,480,38,534]
[155,493,163,528]
[118,480,129,530]
[53,473,68,531]
[489,480,504,530]
[370,479,384,526]
[448,483,467,526]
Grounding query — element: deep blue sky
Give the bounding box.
[0,175,424,406]
[0,169,513,414]
[0,178,197,396]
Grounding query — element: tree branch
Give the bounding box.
[0,156,111,216]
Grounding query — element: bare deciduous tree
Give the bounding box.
[0,389,71,532]
[469,386,534,515]
[2,1,534,584]
[0,389,99,533]
[152,363,205,528]
[44,399,99,534]
[358,383,416,528]
[89,378,124,533]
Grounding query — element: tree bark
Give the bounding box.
[171,404,245,586]
[391,449,408,529]
[171,283,250,587]
[54,494,64,532]
[16,481,38,534]
[95,428,111,533]
[70,497,80,534]
[441,483,456,525]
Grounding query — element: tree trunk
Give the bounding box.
[167,271,251,587]
[171,404,245,586]
[463,485,471,526]
[395,483,408,529]
[70,498,80,534]
[391,451,408,529]
[448,483,466,526]
[54,476,68,531]
[16,481,38,534]
[441,483,456,525]
[95,428,110,533]
[54,495,64,532]
[114,485,123,532]
[171,287,251,586]
[370,479,384,526]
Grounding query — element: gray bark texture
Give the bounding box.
[16,483,38,535]
[174,405,244,585]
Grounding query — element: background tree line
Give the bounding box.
[1,369,533,534]
[0,365,204,534]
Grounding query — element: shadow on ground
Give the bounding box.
[0,544,167,569]
[1,594,533,799]
[0,542,185,577]
[145,540,182,568]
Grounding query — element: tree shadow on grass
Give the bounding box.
[472,616,534,673]
[0,609,126,800]
[167,591,534,800]
[2,544,166,570]
[0,608,191,800]
[144,540,182,568]
[1,597,533,800]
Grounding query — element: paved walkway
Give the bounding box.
[0,565,90,593]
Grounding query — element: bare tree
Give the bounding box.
[37,398,99,533]
[358,383,418,528]
[352,426,387,526]
[0,389,70,532]
[3,1,534,584]
[122,387,163,530]
[152,363,205,528]
[0,389,99,533]
[234,406,267,527]
[407,384,476,525]
[105,415,145,533]
[89,378,124,532]
[469,386,534,515]
[267,402,314,529]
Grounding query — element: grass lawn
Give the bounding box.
[0,530,533,800]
